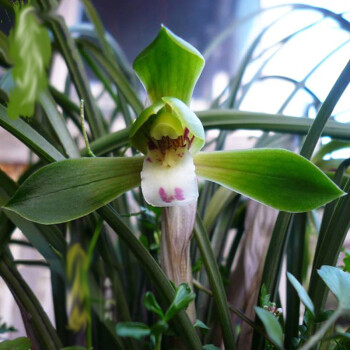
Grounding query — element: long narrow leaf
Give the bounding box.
[194,213,236,350]
[4,157,143,224]
[39,90,80,158]
[194,149,344,213]
[0,104,65,162]
[41,10,106,138]
[198,111,350,139]
[77,38,143,115]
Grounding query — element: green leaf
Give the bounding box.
[0,337,31,350]
[0,169,66,274]
[203,186,236,232]
[194,214,236,350]
[203,345,221,350]
[287,272,315,315]
[143,292,164,319]
[164,283,196,322]
[150,320,168,337]
[80,0,113,58]
[45,14,106,138]
[343,252,350,273]
[255,307,283,349]
[116,322,151,340]
[133,26,204,105]
[0,104,65,163]
[194,149,344,213]
[318,266,350,309]
[194,319,210,334]
[38,90,80,159]
[78,38,143,116]
[7,5,51,120]
[4,157,143,224]
[312,140,350,164]
[0,319,16,334]
[60,347,87,350]
[259,284,271,307]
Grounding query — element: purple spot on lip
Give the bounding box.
[159,187,174,203]
[174,188,185,200]
[159,187,185,203]
[146,157,152,163]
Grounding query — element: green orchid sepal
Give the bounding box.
[133,26,204,105]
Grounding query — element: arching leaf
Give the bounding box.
[4,157,143,224]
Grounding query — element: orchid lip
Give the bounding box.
[141,146,198,207]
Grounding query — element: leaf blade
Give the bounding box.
[287,272,315,315]
[318,266,350,309]
[4,157,143,224]
[195,149,344,212]
[116,322,150,340]
[255,307,283,349]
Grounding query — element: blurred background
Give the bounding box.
[0,0,349,339]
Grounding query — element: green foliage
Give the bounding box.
[203,345,221,350]
[164,283,196,322]
[7,5,51,120]
[4,157,143,224]
[193,319,210,334]
[318,266,350,309]
[0,337,31,350]
[116,283,196,348]
[259,284,272,308]
[116,322,151,341]
[143,291,164,319]
[0,320,16,335]
[195,149,344,213]
[287,272,315,315]
[340,248,350,273]
[255,307,283,349]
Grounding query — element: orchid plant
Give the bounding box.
[3,26,344,294]
[2,23,345,329]
[3,26,343,221]
[0,2,349,349]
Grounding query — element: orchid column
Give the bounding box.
[130,27,205,319]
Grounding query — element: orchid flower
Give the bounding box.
[130,97,204,207]
[129,27,205,209]
[4,28,344,240]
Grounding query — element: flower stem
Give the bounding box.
[161,202,197,322]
